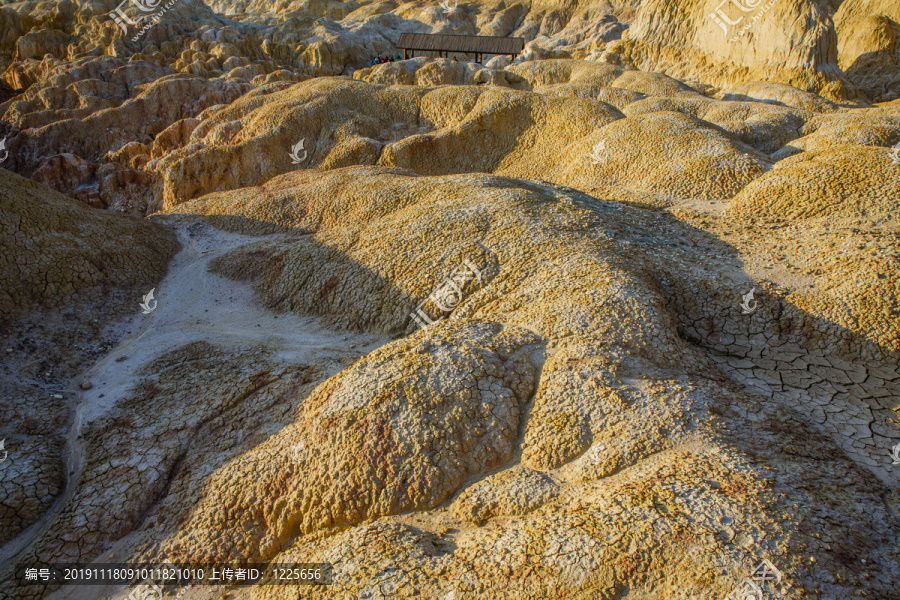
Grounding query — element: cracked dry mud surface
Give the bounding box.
[6,161,898,599]
[1,209,388,599]
[1,0,900,599]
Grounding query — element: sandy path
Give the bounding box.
[78,215,386,425]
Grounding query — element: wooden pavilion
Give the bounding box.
[397,33,525,63]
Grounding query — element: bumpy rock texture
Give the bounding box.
[0,169,177,317]
[1,0,899,599]
[833,0,900,103]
